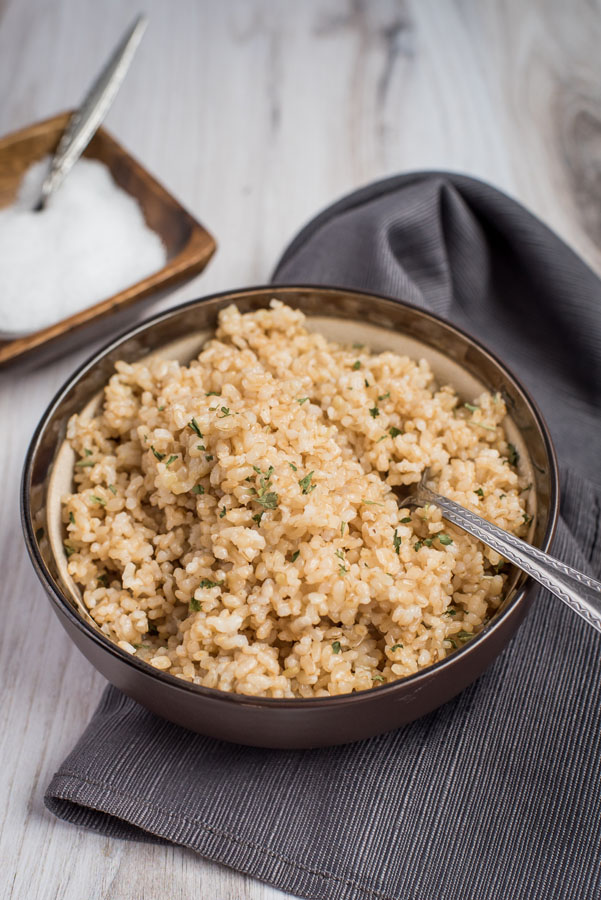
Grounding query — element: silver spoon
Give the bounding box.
[408,472,601,632]
[34,13,147,211]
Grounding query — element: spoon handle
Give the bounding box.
[417,483,601,633]
[35,14,147,210]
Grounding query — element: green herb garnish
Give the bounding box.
[290,550,300,563]
[299,471,316,494]
[205,454,214,462]
[107,484,117,495]
[90,495,106,507]
[444,608,457,617]
[507,443,519,466]
[475,488,484,498]
[252,512,264,525]
[372,674,385,683]
[438,533,453,545]
[75,457,95,467]
[389,426,402,438]
[446,638,457,649]
[335,549,345,561]
[414,541,423,551]
[369,406,380,418]
[378,392,390,401]
[352,360,361,370]
[338,564,348,576]
[400,516,411,524]
[391,643,403,651]
[188,418,203,438]
[218,406,231,418]
[205,391,220,396]
[362,499,384,506]
[69,511,75,525]
[523,513,533,525]
[165,455,178,467]
[199,578,223,589]
[393,529,401,554]
[340,521,346,536]
[296,397,309,405]
[64,542,76,557]
[332,641,342,653]
[151,446,165,461]
[464,402,479,412]
[190,598,202,612]
[457,630,473,643]
[288,462,297,472]
[219,506,227,518]
[191,484,204,495]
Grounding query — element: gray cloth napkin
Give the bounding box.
[46,173,601,900]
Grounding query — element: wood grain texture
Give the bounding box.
[1,0,600,898]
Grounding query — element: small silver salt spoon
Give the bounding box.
[34,14,147,211]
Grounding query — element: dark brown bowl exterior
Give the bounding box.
[22,286,560,749]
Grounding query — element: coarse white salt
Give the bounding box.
[0,156,167,335]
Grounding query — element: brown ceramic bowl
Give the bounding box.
[22,286,559,748]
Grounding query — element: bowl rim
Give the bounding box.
[21,283,560,709]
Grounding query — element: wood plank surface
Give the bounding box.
[1,1,600,898]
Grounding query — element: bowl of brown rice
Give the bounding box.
[22,286,559,748]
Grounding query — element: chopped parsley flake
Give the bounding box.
[165,455,178,467]
[340,521,346,536]
[364,379,370,388]
[332,641,342,653]
[507,443,519,466]
[457,630,473,642]
[188,418,203,438]
[299,471,316,494]
[464,402,479,412]
[376,435,387,442]
[108,484,117,495]
[378,392,390,401]
[393,529,401,554]
[218,406,231,418]
[389,426,402,438]
[252,512,264,525]
[444,608,457,617]
[338,564,348,576]
[438,533,453,545]
[400,516,412,524]
[151,446,165,461]
[197,444,206,451]
[205,391,220,396]
[335,549,345,561]
[296,397,309,405]
[69,511,75,525]
[219,506,227,518]
[475,488,484,498]
[372,674,385,683]
[205,454,214,462]
[391,643,403,651]
[352,360,361,370]
[90,495,106,507]
[64,542,76,557]
[75,457,95,467]
[191,484,204,494]
[446,638,457,649]
[363,499,384,506]
[414,541,423,552]
[190,598,202,612]
[523,513,533,525]
[288,462,297,472]
[290,550,300,563]
[199,578,223,589]
[158,406,165,411]
[255,492,278,509]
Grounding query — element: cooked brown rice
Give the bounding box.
[62,300,530,697]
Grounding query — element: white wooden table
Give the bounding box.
[1,1,600,897]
